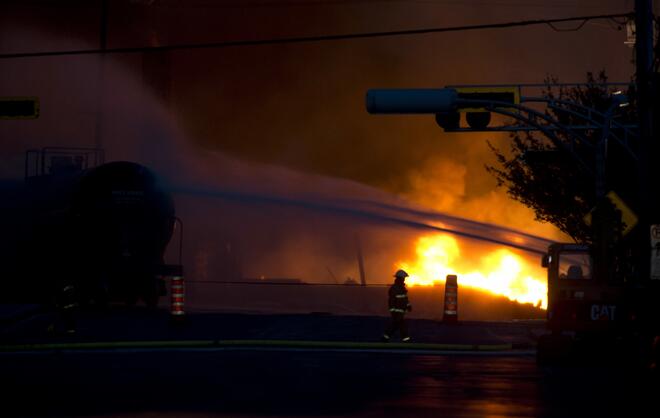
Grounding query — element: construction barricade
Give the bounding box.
[443,274,458,322]
[170,274,185,318]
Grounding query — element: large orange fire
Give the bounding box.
[398,234,547,309]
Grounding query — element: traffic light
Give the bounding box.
[0,97,39,119]
[454,87,518,129]
[435,112,460,130]
[454,87,519,112]
[365,86,519,130]
[465,112,491,130]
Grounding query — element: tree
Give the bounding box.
[486,71,638,243]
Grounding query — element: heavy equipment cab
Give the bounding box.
[543,243,627,335]
[537,243,636,364]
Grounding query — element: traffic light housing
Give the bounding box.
[455,87,518,129]
[454,87,519,112]
[435,112,460,130]
[366,86,519,130]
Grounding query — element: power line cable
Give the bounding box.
[150,0,613,9]
[546,19,594,32]
[0,12,632,60]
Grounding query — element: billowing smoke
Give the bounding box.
[403,147,567,241]
[4,1,632,319]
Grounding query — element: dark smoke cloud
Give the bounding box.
[0,1,635,317]
[1,1,633,189]
[106,0,631,239]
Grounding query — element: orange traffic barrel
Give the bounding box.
[443,274,458,322]
[170,274,185,319]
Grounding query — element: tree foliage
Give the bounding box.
[486,71,638,243]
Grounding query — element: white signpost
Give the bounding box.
[650,225,660,280]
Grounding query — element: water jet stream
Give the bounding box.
[171,185,554,255]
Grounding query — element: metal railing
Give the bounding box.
[24,147,104,180]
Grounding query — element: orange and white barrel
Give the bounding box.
[170,275,185,317]
[443,274,458,322]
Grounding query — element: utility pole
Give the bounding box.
[355,234,367,286]
[100,0,108,51]
[635,0,655,283]
[94,0,108,150]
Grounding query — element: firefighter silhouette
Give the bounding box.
[382,269,412,342]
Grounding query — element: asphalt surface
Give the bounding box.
[1,307,658,417]
[3,348,659,418]
[0,307,542,349]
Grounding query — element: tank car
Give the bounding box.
[1,148,177,308]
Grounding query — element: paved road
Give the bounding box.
[3,348,658,418]
[0,307,542,348]
[2,308,658,417]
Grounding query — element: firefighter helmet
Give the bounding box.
[394,269,409,279]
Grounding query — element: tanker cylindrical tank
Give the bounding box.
[0,161,176,307]
[72,161,175,306]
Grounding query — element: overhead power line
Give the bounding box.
[154,0,595,9]
[0,12,631,60]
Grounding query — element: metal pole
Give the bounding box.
[94,0,108,150]
[99,0,107,51]
[593,103,616,284]
[595,108,613,200]
[635,0,655,282]
[355,234,367,286]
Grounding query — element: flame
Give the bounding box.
[398,234,547,309]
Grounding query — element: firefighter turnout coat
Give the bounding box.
[388,282,411,313]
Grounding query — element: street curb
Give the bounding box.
[0,305,44,326]
[0,339,514,353]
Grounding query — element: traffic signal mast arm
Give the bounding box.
[367,84,635,133]
[366,84,639,196]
